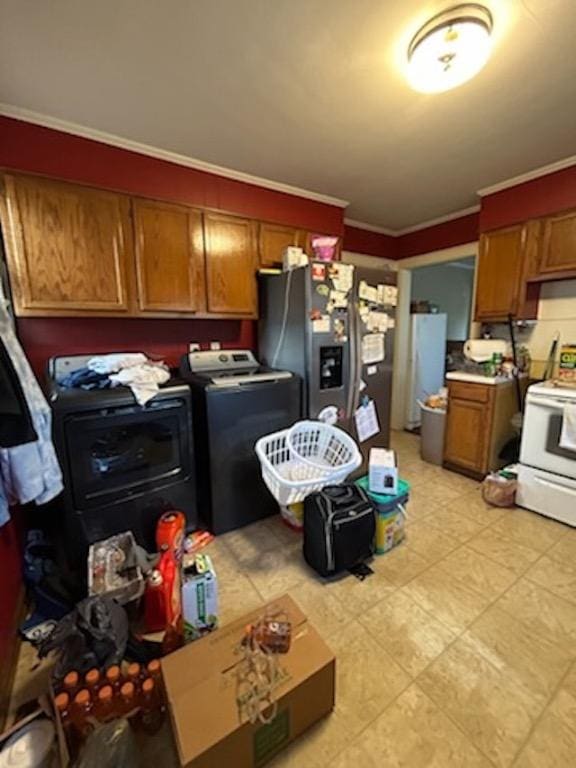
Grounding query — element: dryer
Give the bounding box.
[180,350,301,534]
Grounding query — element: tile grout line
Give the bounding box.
[509,656,576,766]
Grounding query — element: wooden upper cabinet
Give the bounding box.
[474,225,525,321]
[1,174,132,315]
[259,222,302,267]
[539,210,576,273]
[204,213,258,315]
[133,199,206,314]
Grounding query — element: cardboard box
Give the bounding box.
[182,553,219,642]
[369,448,398,495]
[161,594,335,768]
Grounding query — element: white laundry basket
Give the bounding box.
[255,421,362,505]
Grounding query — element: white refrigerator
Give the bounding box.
[405,313,447,430]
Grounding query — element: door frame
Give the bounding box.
[391,241,479,430]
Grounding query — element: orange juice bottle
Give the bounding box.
[62,670,80,698]
[138,677,164,734]
[71,689,93,739]
[105,665,122,693]
[119,681,137,718]
[84,668,101,698]
[94,685,115,722]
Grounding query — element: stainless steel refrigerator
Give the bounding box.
[258,262,397,472]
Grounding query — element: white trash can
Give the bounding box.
[419,402,446,466]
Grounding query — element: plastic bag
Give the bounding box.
[482,473,517,507]
[38,595,128,678]
[76,719,138,768]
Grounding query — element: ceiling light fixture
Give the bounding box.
[407,4,493,94]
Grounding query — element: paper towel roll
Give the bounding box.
[463,339,508,362]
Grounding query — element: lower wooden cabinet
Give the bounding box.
[444,396,489,474]
[443,379,523,478]
[133,199,206,314]
[204,213,258,315]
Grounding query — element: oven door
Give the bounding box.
[520,394,576,480]
[63,397,192,511]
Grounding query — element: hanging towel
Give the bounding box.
[0,301,63,527]
[559,403,576,452]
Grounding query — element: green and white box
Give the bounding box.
[182,553,219,642]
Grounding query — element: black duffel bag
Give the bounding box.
[303,484,375,577]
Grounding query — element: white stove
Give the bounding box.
[517,381,576,527]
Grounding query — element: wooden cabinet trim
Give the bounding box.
[448,380,491,404]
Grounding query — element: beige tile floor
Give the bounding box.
[9,430,576,767]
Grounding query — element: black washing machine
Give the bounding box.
[48,354,197,562]
[180,350,301,535]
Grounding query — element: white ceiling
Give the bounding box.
[1,0,576,229]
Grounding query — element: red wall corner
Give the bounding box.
[343,225,399,260]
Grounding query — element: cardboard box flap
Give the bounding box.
[162,595,307,696]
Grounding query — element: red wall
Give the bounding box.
[18,317,255,380]
[397,212,480,258]
[0,518,22,692]
[343,225,399,259]
[480,166,576,232]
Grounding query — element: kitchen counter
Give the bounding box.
[445,371,515,386]
[446,370,529,386]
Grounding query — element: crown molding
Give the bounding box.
[345,206,480,238]
[394,205,481,235]
[478,155,576,197]
[343,218,396,236]
[0,103,349,208]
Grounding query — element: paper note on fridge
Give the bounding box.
[312,314,331,333]
[355,399,380,443]
[330,263,353,293]
[383,285,398,306]
[367,311,389,333]
[358,281,379,303]
[329,290,348,308]
[362,333,385,364]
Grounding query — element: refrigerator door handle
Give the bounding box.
[352,299,363,414]
[346,303,357,420]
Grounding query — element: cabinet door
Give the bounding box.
[444,398,487,472]
[540,210,576,273]
[259,222,302,267]
[204,213,258,315]
[133,199,205,313]
[1,174,132,315]
[475,225,525,321]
